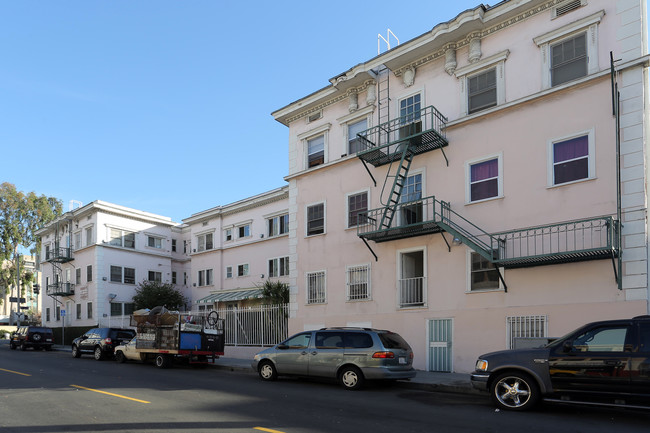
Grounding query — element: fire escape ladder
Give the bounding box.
[379,143,414,230]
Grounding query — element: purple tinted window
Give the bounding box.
[470,159,499,202]
[553,136,589,184]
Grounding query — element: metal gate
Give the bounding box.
[428,318,453,372]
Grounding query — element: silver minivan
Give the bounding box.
[252,327,416,389]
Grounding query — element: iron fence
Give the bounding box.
[209,304,288,347]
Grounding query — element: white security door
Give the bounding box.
[428,318,453,372]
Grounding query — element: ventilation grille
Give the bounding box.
[307,111,322,123]
[554,0,583,18]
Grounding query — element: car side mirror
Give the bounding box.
[563,340,574,352]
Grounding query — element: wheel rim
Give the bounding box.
[495,376,532,408]
[341,370,358,388]
[260,364,273,379]
[156,356,164,367]
[72,346,77,356]
[94,348,102,360]
[33,334,42,341]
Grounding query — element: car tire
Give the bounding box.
[155,354,172,369]
[490,372,540,411]
[94,346,105,361]
[20,342,27,351]
[10,342,16,350]
[115,351,126,363]
[339,366,364,390]
[71,345,81,358]
[258,361,278,381]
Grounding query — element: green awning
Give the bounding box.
[196,288,263,304]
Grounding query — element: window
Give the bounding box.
[74,232,81,250]
[111,302,122,317]
[238,224,250,238]
[268,214,289,237]
[198,269,213,286]
[571,326,631,353]
[550,134,593,185]
[172,271,177,284]
[315,332,343,349]
[85,227,93,246]
[467,156,501,202]
[307,271,326,304]
[348,119,367,155]
[76,268,81,285]
[76,303,81,320]
[346,264,370,301]
[551,33,586,87]
[507,316,547,349]
[147,236,163,249]
[226,266,233,279]
[268,257,290,278]
[283,332,311,348]
[469,252,502,292]
[399,249,425,307]
[306,203,325,236]
[468,68,496,113]
[124,303,135,316]
[86,265,92,282]
[183,240,187,254]
[56,306,61,321]
[400,94,421,123]
[534,11,602,89]
[124,267,135,284]
[225,228,232,241]
[110,266,122,283]
[183,272,187,285]
[400,173,423,225]
[237,264,249,277]
[148,271,162,283]
[197,233,213,252]
[347,192,368,228]
[87,302,92,319]
[109,228,135,248]
[307,135,325,168]
[171,239,177,252]
[46,308,50,322]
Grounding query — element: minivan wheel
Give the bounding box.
[71,345,81,358]
[258,361,277,381]
[339,366,364,390]
[94,346,104,361]
[490,372,539,411]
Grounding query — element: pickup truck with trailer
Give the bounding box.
[115,308,225,368]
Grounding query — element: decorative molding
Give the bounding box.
[347,90,358,112]
[444,45,457,75]
[403,66,416,87]
[468,35,482,63]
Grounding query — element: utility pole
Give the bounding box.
[14,253,21,326]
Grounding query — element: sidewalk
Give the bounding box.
[50,344,479,395]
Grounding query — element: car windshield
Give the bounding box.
[378,332,410,350]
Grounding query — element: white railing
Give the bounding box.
[207,304,289,347]
[399,277,426,307]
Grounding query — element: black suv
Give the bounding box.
[10,326,54,351]
[471,316,650,411]
[71,328,135,360]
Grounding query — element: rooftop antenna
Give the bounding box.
[69,200,82,211]
[378,29,399,55]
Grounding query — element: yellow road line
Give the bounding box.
[70,384,150,404]
[0,368,31,376]
[254,428,286,433]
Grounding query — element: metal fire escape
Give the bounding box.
[45,219,75,297]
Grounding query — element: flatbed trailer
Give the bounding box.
[115,308,225,368]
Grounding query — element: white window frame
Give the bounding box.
[196,230,215,252]
[198,269,213,287]
[237,222,252,239]
[534,11,603,90]
[396,246,427,308]
[466,251,504,293]
[298,123,331,170]
[108,227,135,249]
[306,270,327,304]
[146,234,164,249]
[305,201,326,237]
[346,189,370,229]
[396,89,425,123]
[266,213,289,237]
[224,227,233,242]
[455,50,509,116]
[547,129,595,187]
[337,106,374,157]
[237,263,249,277]
[148,271,162,283]
[84,226,94,247]
[73,231,82,251]
[465,152,503,204]
[346,264,371,301]
[268,256,290,278]
[226,266,233,279]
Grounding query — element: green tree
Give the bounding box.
[0,182,62,303]
[132,280,187,310]
[260,280,289,304]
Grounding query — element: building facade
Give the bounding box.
[273,0,649,372]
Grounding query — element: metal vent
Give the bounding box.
[307,111,322,122]
[554,0,582,18]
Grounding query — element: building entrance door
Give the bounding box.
[428,318,453,372]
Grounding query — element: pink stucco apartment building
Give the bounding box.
[273,0,649,372]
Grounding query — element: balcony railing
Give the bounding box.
[45,246,73,263]
[356,105,448,167]
[399,277,426,308]
[46,282,75,296]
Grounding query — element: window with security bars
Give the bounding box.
[507,315,548,349]
[346,265,370,301]
[468,68,496,114]
[307,271,326,304]
[551,33,587,86]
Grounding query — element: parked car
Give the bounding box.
[71,328,136,360]
[471,316,650,411]
[10,326,54,351]
[252,327,416,390]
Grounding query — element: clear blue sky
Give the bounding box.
[1,1,645,223]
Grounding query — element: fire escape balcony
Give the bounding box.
[46,246,73,263]
[46,282,75,297]
[358,195,620,269]
[356,105,448,167]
